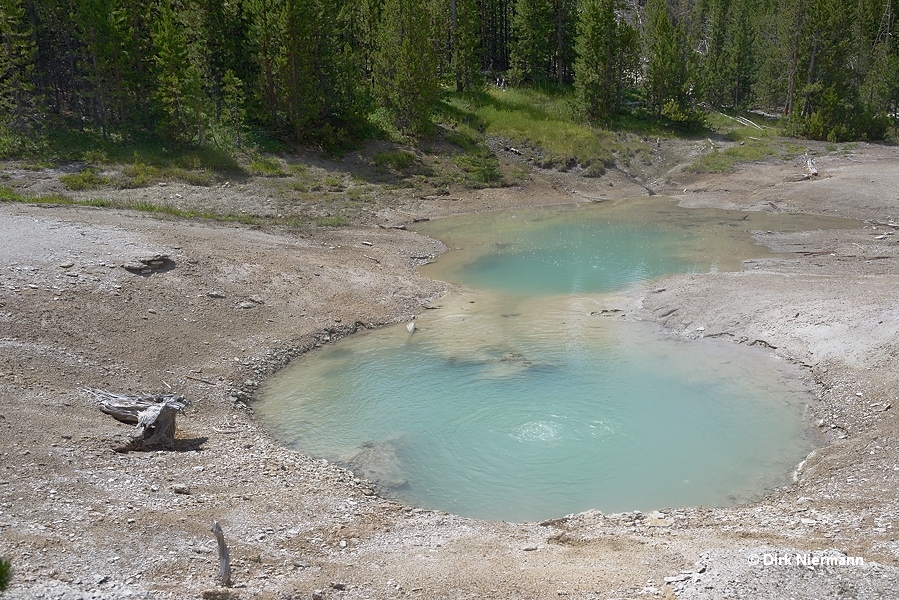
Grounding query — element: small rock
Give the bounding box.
[312,591,325,600]
[207,291,226,299]
[172,484,190,495]
[406,322,416,333]
[201,590,240,600]
[238,301,255,309]
[522,545,538,551]
[330,582,347,591]
[59,262,75,269]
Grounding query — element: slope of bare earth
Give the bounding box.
[1,142,898,599]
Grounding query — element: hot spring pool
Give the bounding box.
[256,199,854,522]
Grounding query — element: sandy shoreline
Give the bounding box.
[2,144,899,599]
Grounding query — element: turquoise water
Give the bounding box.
[257,199,851,522]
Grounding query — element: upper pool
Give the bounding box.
[257,199,855,522]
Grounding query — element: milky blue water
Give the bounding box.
[257,199,851,522]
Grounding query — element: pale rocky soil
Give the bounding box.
[1,141,899,599]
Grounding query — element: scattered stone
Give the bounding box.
[59,262,75,269]
[207,291,226,299]
[173,484,190,495]
[312,591,325,600]
[238,301,256,309]
[406,322,415,333]
[201,589,240,600]
[522,545,538,551]
[122,253,173,275]
[330,582,347,590]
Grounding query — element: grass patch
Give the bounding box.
[440,87,646,172]
[315,215,349,227]
[0,186,78,204]
[60,168,111,191]
[373,150,417,171]
[120,158,216,188]
[686,141,777,173]
[0,185,264,224]
[248,155,286,176]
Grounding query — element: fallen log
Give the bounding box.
[87,389,191,451]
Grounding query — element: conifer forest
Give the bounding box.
[1,0,898,151]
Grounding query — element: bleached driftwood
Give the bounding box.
[88,389,191,451]
[211,519,232,587]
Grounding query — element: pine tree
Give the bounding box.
[642,0,681,118]
[151,1,211,144]
[451,0,482,92]
[246,0,284,129]
[373,0,438,134]
[575,0,621,121]
[0,0,37,133]
[215,68,246,147]
[74,0,131,136]
[510,0,554,84]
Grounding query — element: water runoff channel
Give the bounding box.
[257,197,858,522]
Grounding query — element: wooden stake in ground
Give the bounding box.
[211,519,232,587]
[88,389,191,451]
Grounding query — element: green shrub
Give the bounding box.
[60,168,110,191]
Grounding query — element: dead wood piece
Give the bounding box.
[211,519,232,587]
[88,389,190,451]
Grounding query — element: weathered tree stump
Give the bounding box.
[88,389,191,451]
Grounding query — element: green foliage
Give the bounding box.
[151,2,211,145]
[248,155,286,176]
[454,148,503,185]
[442,87,646,171]
[213,69,247,149]
[510,0,554,84]
[373,0,439,134]
[697,0,759,110]
[641,0,699,121]
[60,169,111,190]
[120,157,217,188]
[575,0,637,122]
[510,0,576,85]
[451,0,483,93]
[1,0,897,157]
[0,556,11,591]
[686,140,777,173]
[373,151,417,171]
[0,0,38,133]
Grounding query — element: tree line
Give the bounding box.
[1,0,897,150]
